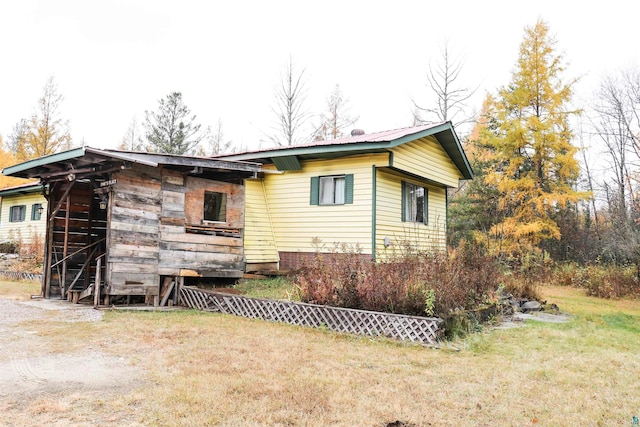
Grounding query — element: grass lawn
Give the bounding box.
[2,280,639,426]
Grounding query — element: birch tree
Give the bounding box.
[312,84,358,141]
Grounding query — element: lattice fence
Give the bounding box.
[179,286,443,345]
[0,271,43,282]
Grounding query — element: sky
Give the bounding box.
[0,0,638,156]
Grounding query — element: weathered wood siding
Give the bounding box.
[0,192,47,245]
[391,136,463,188]
[106,166,247,296]
[243,178,279,265]
[160,175,245,277]
[261,154,388,255]
[107,165,161,296]
[375,169,447,259]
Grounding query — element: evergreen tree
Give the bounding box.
[144,92,205,155]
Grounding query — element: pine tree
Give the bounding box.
[485,19,585,253]
[144,92,205,155]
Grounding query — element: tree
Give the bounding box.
[312,84,358,141]
[412,40,477,128]
[269,57,310,146]
[6,119,30,154]
[15,76,72,161]
[144,92,205,155]
[119,117,145,151]
[484,20,585,255]
[447,95,503,248]
[204,119,235,155]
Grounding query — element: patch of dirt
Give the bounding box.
[0,296,144,426]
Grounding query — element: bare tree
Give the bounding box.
[269,57,310,146]
[6,118,30,154]
[312,84,359,141]
[412,40,477,127]
[206,119,235,155]
[119,117,145,151]
[591,71,639,219]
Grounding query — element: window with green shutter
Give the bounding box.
[310,174,353,205]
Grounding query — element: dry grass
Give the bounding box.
[0,278,40,300]
[1,281,639,426]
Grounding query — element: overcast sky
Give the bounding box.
[1,0,638,154]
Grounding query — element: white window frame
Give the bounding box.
[319,175,346,205]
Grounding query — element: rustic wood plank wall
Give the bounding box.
[106,165,161,296]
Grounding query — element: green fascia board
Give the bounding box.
[2,147,87,177]
[0,183,45,197]
[271,155,302,171]
[222,122,473,180]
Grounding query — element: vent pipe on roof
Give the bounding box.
[350,129,365,136]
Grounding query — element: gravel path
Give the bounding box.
[0,296,144,426]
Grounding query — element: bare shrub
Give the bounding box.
[295,240,501,319]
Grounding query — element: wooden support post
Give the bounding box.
[61,194,70,299]
[93,256,102,307]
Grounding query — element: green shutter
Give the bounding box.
[401,182,407,222]
[310,176,319,205]
[423,188,429,225]
[345,174,354,204]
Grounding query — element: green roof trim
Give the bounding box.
[272,156,302,171]
[0,183,45,197]
[220,122,473,180]
[2,147,87,177]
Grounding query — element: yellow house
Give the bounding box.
[219,122,473,271]
[0,182,47,247]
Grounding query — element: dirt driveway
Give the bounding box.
[0,296,145,426]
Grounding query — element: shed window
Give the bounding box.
[204,191,227,222]
[31,203,43,221]
[310,174,354,205]
[402,182,428,224]
[9,205,26,223]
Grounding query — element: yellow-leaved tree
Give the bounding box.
[485,19,586,256]
[15,76,72,161]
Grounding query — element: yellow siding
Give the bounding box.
[261,153,388,254]
[244,179,280,263]
[0,193,47,245]
[391,136,462,188]
[375,170,447,260]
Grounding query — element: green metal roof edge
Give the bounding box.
[0,183,45,197]
[2,147,87,177]
[221,122,473,180]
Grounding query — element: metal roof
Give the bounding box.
[2,147,261,181]
[218,122,473,180]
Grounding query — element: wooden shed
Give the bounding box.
[2,147,259,305]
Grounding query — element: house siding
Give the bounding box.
[375,169,447,259]
[260,154,388,260]
[243,178,279,265]
[391,136,462,188]
[0,192,47,245]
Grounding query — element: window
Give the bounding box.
[310,174,354,205]
[402,182,428,224]
[203,191,227,222]
[9,205,26,223]
[31,203,43,221]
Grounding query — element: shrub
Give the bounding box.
[295,241,501,319]
[551,263,640,299]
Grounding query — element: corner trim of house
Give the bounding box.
[371,165,377,261]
